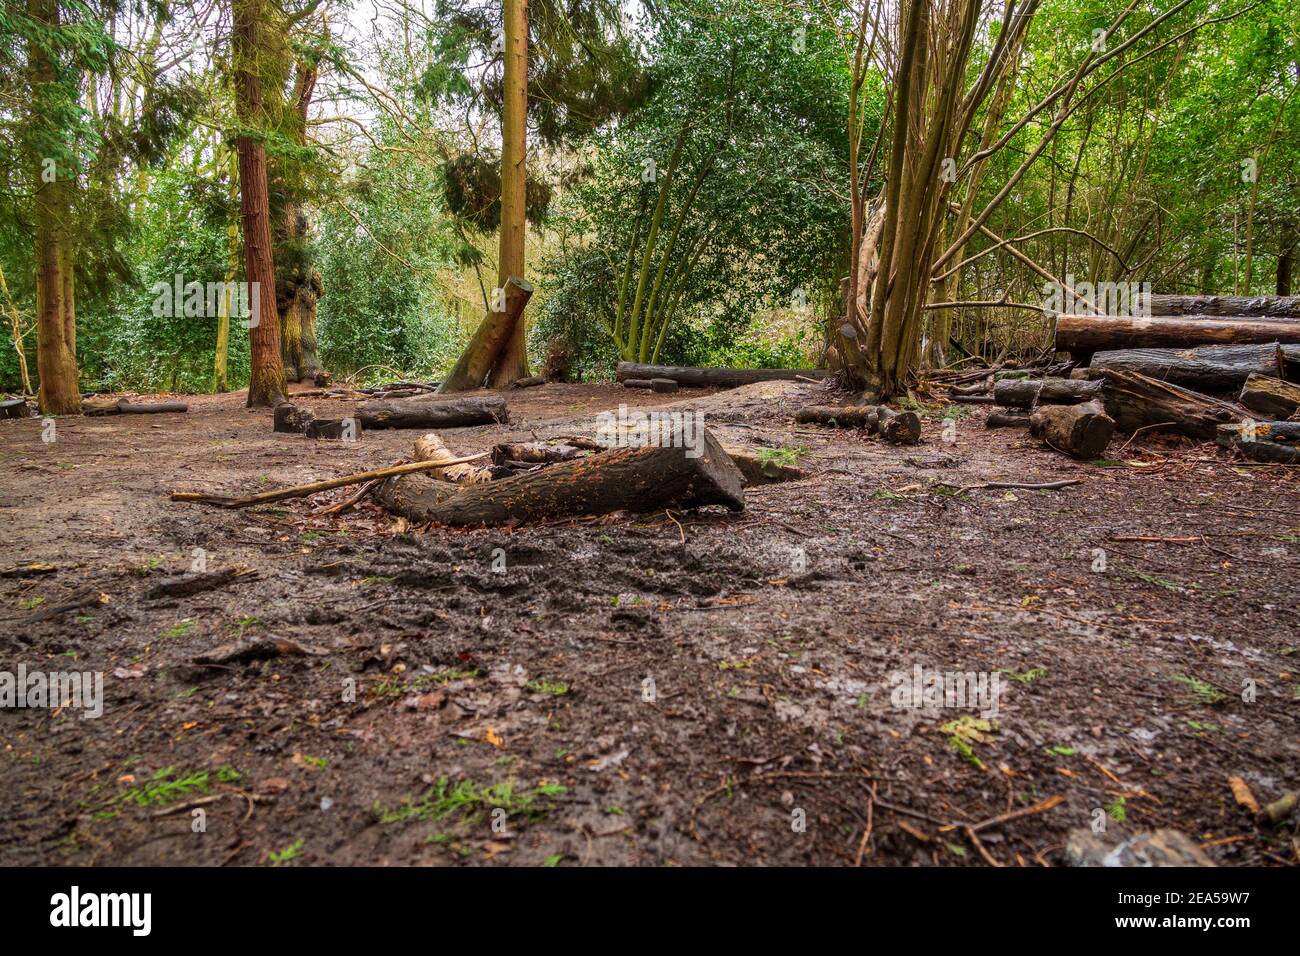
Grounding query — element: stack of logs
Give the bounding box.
[978,293,1300,461]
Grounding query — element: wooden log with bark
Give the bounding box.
[993,378,1104,408]
[510,375,546,389]
[437,277,533,392]
[375,427,745,526]
[617,363,833,389]
[1237,373,1300,420]
[794,404,921,444]
[622,377,680,393]
[1,398,32,418]
[304,418,359,441]
[1088,344,1296,392]
[1139,294,1300,318]
[355,394,507,430]
[1100,369,1252,439]
[985,410,1032,428]
[413,433,494,483]
[85,398,189,416]
[273,402,314,433]
[1056,314,1300,354]
[1029,400,1115,459]
[1216,421,1300,464]
[490,442,587,466]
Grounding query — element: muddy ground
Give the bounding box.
[1,380,1297,867]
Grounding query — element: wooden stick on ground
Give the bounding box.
[170,454,488,509]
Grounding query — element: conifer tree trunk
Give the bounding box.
[27,0,82,415]
[232,0,287,407]
[442,0,530,392]
[277,60,324,383]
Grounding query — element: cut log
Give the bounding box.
[1,398,32,418]
[376,427,744,526]
[114,399,188,414]
[1216,421,1300,464]
[413,433,494,483]
[1238,373,1300,420]
[510,375,546,389]
[490,442,587,466]
[1140,293,1300,318]
[617,362,833,389]
[438,277,533,392]
[720,444,806,485]
[1029,400,1115,459]
[274,402,315,434]
[86,397,190,416]
[794,404,921,444]
[305,418,359,441]
[354,394,507,430]
[985,410,1032,428]
[1089,343,1294,392]
[621,379,656,389]
[1056,314,1300,353]
[993,378,1104,408]
[1100,369,1252,439]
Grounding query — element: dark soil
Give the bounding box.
[1,381,1297,866]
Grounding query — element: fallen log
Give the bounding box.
[1140,293,1300,319]
[617,362,833,389]
[1238,373,1300,420]
[354,394,507,430]
[1088,343,1296,392]
[510,375,547,389]
[375,427,745,526]
[1029,400,1115,459]
[794,404,921,444]
[1216,421,1300,464]
[170,453,489,508]
[1056,314,1300,353]
[86,397,190,416]
[1,398,32,418]
[273,402,314,434]
[993,378,1104,408]
[985,410,1032,428]
[414,433,494,483]
[1100,369,1252,439]
[720,445,806,485]
[304,418,359,440]
[146,567,257,601]
[490,442,587,466]
[438,276,533,392]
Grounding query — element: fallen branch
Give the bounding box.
[169,454,489,509]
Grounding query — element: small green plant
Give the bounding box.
[19,595,45,610]
[1172,674,1227,705]
[1105,797,1127,822]
[374,777,567,827]
[757,446,805,468]
[269,839,304,865]
[525,679,569,696]
[162,619,196,639]
[1002,667,1047,683]
[1045,745,1076,757]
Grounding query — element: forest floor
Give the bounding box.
[1,379,1297,867]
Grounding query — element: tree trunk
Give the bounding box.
[793,404,921,443]
[28,0,81,415]
[616,363,832,388]
[233,0,286,408]
[376,427,744,527]
[276,60,324,383]
[1057,314,1300,354]
[1088,343,1294,392]
[437,277,533,392]
[1278,221,1295,296]
[1216,421,1300,464]
[214,222,237,392]
[1238,373,1300,420]
[0,264,33,396]
[993,378,1104,408]
[1100,368,1252,439]
[1139,293,1300,318]
[484,0,531,387]
[354,394,508,429]
[1029,400,1115,459]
